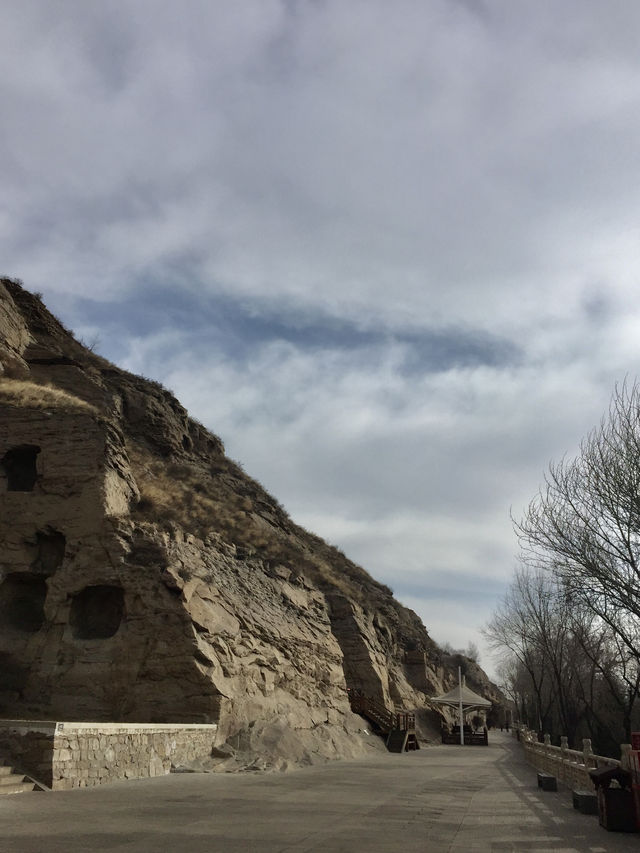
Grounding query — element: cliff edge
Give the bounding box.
[0,278,505,770]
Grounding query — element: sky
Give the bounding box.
[3,1,640,678]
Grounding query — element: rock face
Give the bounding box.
[0,279,505,769]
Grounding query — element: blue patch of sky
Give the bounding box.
[57,283,521,374]
[387,574,506,606]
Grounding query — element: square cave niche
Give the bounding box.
[69,585,125,639]
[0,573,47,633]
[1,445,41,491]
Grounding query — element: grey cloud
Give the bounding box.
[3,0,640,333]
[4,0,640,665]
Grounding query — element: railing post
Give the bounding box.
[620,743,632,771]
[543,734,551,772]
[582,738,593,769]
[559,736,568,783]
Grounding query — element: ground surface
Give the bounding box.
[1,731,637,852]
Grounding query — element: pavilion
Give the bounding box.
[432,669,491,745]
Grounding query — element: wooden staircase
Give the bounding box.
[348,690,419,752]
[0,763,35,795]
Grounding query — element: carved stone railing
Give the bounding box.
[517,726,627,790]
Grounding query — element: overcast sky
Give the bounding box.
[3,1,640,676]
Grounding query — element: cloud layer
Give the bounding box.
[3,1,640,669]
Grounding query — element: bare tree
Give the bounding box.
[485,381,640,752]
[515,381,640,662]
[483,566,559,736]
[465,641,480,663]
[568,604,640,745]
[485,565,636,750]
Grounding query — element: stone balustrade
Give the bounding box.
[517,725,628,790]
[0,720,218,789]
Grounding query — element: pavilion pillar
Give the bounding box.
[458,667,464,746]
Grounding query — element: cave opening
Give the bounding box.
[70,585,124,639]
[32,529,66,575]
[0,574,47,632]
[1,445,41,491]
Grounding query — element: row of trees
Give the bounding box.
[485,382,640,756]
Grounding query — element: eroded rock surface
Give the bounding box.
[0,278,505,769]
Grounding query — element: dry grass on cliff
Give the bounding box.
[127,439,390,604]
[0,378,97,413]
[126,439,353,589]
[128,440,262,546]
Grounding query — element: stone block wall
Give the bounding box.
[0,720,217,789]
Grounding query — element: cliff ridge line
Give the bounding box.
[0,278,505,770]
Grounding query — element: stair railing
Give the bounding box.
[347,690,415,733]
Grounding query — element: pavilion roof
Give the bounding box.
[431,683,491,710]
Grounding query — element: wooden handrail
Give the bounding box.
[347,690,415,734]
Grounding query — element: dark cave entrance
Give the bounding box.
[31,529,66,575]
[0,573,47,632]
[70,585,125,639]
[1,445,41,491]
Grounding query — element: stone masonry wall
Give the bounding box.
[0,721,217,789]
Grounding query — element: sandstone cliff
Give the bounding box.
[0,278,505,770]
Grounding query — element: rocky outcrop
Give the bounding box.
[0,278,506,769]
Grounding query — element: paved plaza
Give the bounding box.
[1,731,637,852]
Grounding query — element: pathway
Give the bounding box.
[1,731,636,851]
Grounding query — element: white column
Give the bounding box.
[458,666,464,746]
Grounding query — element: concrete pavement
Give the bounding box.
[1,730,637,852]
